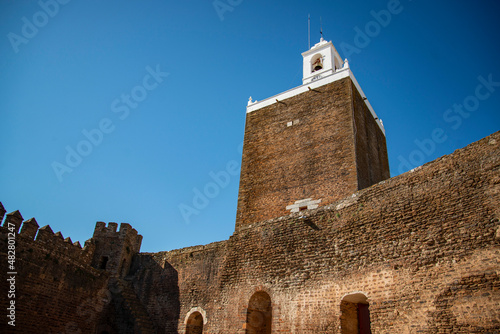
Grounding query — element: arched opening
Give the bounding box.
[185,311,204,334]
[340,293,371,334]
[311,54,324,72]
[333,57,340,71]
[99,256,109,269]
[245,291,272,334]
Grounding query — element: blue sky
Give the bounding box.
[1,0,499,252]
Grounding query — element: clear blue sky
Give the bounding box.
[1,0,499,252]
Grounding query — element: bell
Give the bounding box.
[312,57,323,72]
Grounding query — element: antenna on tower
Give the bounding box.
[320,16,324,40]
[308,14,311,49]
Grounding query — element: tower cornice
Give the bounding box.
[246,68,385,135]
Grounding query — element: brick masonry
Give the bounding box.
[235,77,390,231]
[128,131,499,333]
[0,217,144,333]
[0,217,111,333]
[0,99,498,333]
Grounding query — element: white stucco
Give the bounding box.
[246,39,385,135]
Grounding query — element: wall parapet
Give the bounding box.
[93,221,143,253]
[0,204,95,265]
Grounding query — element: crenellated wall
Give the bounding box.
[1,131,498,333]
[0,209,96,266]
[0,197,150,333]
[0,209,129,333]
[91,221,143,278]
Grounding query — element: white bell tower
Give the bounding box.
[302,37,345,84]
[246,36,384,135]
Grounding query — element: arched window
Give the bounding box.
[311,54,323,72]
[245,291,272,334]
[340,293,372,334]
[99,256,109,269]
[185,311,204,334]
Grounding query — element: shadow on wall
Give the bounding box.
[428,273,500,333]
[127,254,181,334]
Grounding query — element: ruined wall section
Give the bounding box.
[147,131,499,333]
[0,210,111,333]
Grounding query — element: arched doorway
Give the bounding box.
[245,291,272,334]
[185,311,204,334]
[340,293,371,334]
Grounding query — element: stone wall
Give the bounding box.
[235,77,390,231]
[131,131,499,333]
[130,240,227,333]
[0,212,111,333]
[1,133,497,333]
[351,80,390,189]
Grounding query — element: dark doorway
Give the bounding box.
[245,291,272,334]
[99,256,109,269]
[185,311,203,334]
[340,293,372,334]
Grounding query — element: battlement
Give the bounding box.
[93,221,143,252]
[0,203,95,265]
[0,201,5,222]
[0,204,143,278]
[91,221,143,277]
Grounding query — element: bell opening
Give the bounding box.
[313,65,323,72]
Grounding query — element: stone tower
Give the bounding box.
[90,222,143,277]
[235,38,390,231]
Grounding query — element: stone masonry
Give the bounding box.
[235,77,390,231]
[1,122,499,334]
[127,131,499,333]
[0,46,498,333]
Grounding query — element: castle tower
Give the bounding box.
[235,38,390,231]
[90,222,143,277]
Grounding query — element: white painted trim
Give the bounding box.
[246,68,349,113]
[349,72,385,135]
[246,69,385,135]
[286,198,322,213]
[184,307,208,325]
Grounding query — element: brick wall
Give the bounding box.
[130,131,499,333]
[0,218,111,333]
[1,133,497,333]
[235,77,390,231]
[351,80,390,189]
[130,241,227,333]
